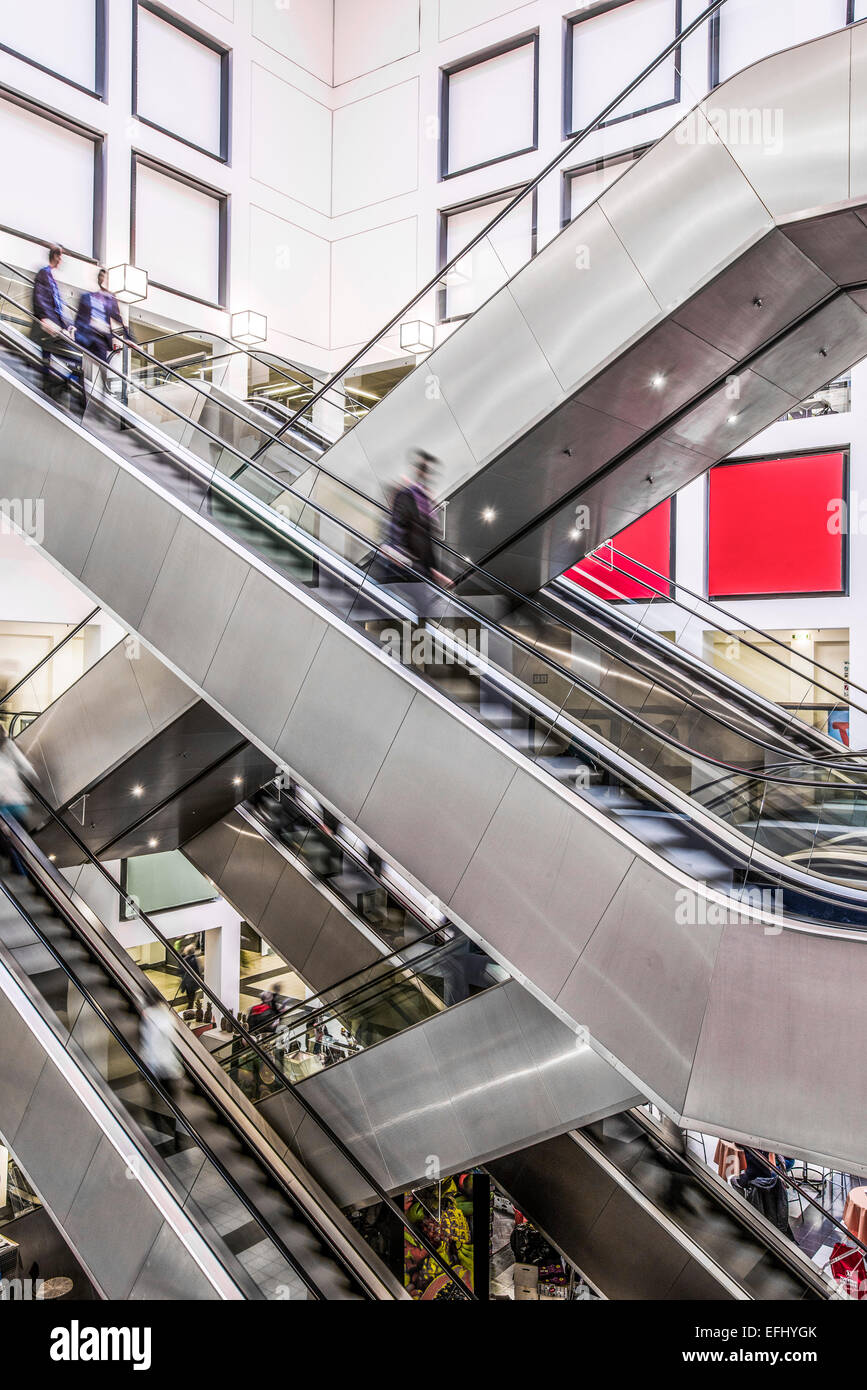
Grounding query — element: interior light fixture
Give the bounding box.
[569,527,582,541]
[132,785,144,798]
[107,263,148,305]
[148,837,159,848]
[650,373,666,390]
[482,507,496,523]
[727,413,739,424]
[400,320,435,355]
[233,776,243,786]
[231,310,268,347]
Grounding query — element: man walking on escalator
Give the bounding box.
[33,246,84,408]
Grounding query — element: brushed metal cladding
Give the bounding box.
[488,1134,736,1301]
[11,1054,103,1220]
[61,1135,167,1299]
[598,119,772,313]
[276,627,415,820]
[139,515,250,684]
[183,811,381,990]
[128,1221,219,1301]
[451,767,634,1002]
[556,858,725,1114]
[18,642,196,810]
[751,293,867,398]
[703,29,852,220]
[357,693,518,902]
[38,435,118,579]
[851,22,867,200]
[671,229,836,359]
[504,199,661,397]
[351,357,479,500]
[0,981,49,1138]
[432,286,562,464]
[80,468,181,627]
[782,208,867,286]
[204,569,328,749]
[285,981,640,1198]
[685,922,867,1173]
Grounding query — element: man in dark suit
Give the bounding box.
[32,245,83,405]
[75,267,124,393]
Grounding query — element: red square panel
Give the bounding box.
[566,499,673,601]
[708,453,846,599]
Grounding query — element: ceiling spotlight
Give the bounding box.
[132,785,144,798]
[482,507,496,523]
[650,374,666,390]
[569,527,583,541]
[233,776,243,787]
[148,837,159,848]
[727,413,739,424]
[48,854,56,862]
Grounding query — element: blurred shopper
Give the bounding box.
[387,449,452,587]
[0,726,37,874]
[247,989,278,1100]
[179,940,202,1012]
[33,246,83,406]
[140,999,185,1145]
[75,267,124,392]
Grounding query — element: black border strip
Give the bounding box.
[439,31,540,182]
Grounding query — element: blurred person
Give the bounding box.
[139,996,185,1146]
[75,267,124,393]
[0,726,38,874]
[247,989,277,1100]
[387,449,453,588]
[33,246,84,406]
[178,940,202,1013]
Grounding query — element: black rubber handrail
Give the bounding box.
[23,781,476,1300]
[256,0,730,456]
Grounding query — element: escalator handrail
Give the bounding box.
[0,816,340,1301]
[601,539,867,713]
[22,780,476,1301]
[6,289,867,916]
[0,606,101,708]
[255,0,730,455]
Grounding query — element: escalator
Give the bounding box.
[487,1110,837,1301]
[3,33,867,1172]
[0,808,410,1299]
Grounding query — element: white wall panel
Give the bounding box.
[332,80,418,215]
[718,0,847,83]
[438,0,530,42]
[249,206,330,347]
[250,64,331,213]
[136,7,223,156]
[202,0,233,16]
[331,218,417,347]
[446,41,536,175]
[0,98,95,256]
[570,0,678,131]
[0,0,96,90]
[855,0,867,21]
[134,163,222,305]
[251,0,333,83]
[442,194,533,319]
[334,0,420,83]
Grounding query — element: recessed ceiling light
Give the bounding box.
[148,837,159,848]
[132,785,144,797]
[482,507,496,523]
[48,854,56,862]
[727,413,739,424]
[569,527,582,541]
[650,374,666,390]
[233,776,243,787]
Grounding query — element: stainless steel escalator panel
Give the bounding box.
[261,979,641,1202]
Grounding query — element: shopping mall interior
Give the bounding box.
[2,0,867,1328]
